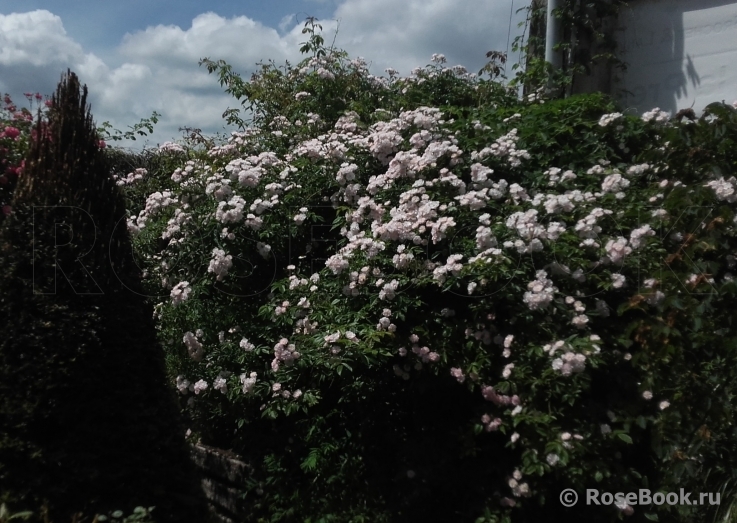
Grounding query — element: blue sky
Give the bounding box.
[0,0,530,152]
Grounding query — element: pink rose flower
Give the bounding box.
[3,126,20,140]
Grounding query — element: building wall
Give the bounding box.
[613,0,737,115]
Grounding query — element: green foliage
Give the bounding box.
[299,16,328,59]
[0,503,156,523]
[199,21,513,135]
[121,22,737,522]
[96,111,160,142]
[511,0,629,97]
[0,71,208,522]
[0,504,32,522]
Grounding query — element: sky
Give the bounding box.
[0,0,531,153]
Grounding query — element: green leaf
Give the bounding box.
[301,449,319,471]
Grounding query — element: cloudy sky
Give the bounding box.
[0,0,530,152]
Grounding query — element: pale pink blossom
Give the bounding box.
[193,379,208,395]
[449,367,465,383]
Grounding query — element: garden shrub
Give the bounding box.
[0,92,49,224]
[0,71,208,522]
[126,23,737,522]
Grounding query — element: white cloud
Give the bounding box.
[0,10,83,67]
[118,12,294,70]
[0,2,529,152]
[279,13,296,33]
[327,0,525,76]
[0,10,90,99]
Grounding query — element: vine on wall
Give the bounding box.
[510,0,629,98]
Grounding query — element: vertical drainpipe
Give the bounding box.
[545,0,563,71]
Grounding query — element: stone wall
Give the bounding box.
[190,443,251,523]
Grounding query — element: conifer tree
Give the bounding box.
[0,71,208,522]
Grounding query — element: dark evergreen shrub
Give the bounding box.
[0,71,208,522]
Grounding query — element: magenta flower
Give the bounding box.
[3,127,20,140]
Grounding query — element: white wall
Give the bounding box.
[614,0,737,115]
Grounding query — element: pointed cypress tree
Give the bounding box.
[0,71,208,522]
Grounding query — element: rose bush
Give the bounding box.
[0,93,48,221]
[0,89,163,225]
[126,21,737,522]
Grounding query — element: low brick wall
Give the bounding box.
[190,443,251,523]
